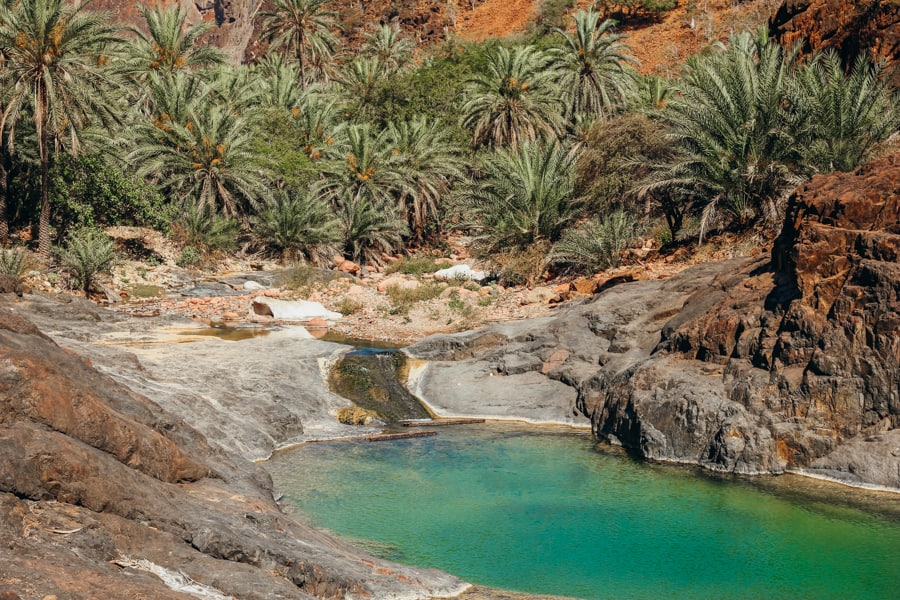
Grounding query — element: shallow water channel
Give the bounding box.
[265,423,900,599]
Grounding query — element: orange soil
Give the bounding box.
[452,0,779,74]
[455,0,536,42]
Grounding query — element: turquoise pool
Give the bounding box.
[265,424,900,599]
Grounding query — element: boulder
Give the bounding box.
[251,297,342,321]
[336,259,361,275]
[434,264,487,281]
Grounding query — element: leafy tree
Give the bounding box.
[791,51,899,173]
[636,30,801,241]
[386,117,465,242]
[457,141,580,252]
[553,10,637,124]
[260,0,340,88]
[0,0,122,257]
[576,112,679,235]
[460,45,564,150]
[51,153,168,238]
[125,3,224,76]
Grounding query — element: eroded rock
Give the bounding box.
[410,154,900,489]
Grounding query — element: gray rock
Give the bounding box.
[409,254,899,489]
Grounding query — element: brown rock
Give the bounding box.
[307,317,328,329]
[770,0,900,84]
[337,260,362,275]
[571,277,598,295]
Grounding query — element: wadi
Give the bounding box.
[0,1,897,598]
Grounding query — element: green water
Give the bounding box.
[265,425,900,599]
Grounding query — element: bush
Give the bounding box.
[551,209,637,273]
[490,241,551,287]
[384,255,452,275]
[279,263,338,292]
[252,192,340,264]
[176,246,201,268]
[171,203,238,253]
[335,297,364,315]
[50,154,169,239]
[0,248,30,281]
[57,229,117,295]
[385,282,443,314]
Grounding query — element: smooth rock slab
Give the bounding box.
[252,297,341,321]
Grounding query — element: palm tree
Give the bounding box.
[292,87,340,159]
[335,56,388,120]
[255,54,305,112]
[460,45,564,150]
[457,141,581,252]
[129,103,271,218]
[386,117,465,241]
[0,0,121,257]
[791,51,899,173]
[251,191,340,263]
[553,10,638,124]
[141,70,210,133]
[125,3,224,76]
[314,124,407,264]
[361,23,415,73]
[260,0,339,88]
[636,30,801,242]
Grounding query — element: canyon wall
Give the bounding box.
[410,154,900,489]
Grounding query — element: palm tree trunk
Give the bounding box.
[37,126,51,259]
[0,148,9,245]
[297,29,306,89]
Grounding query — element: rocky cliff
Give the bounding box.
[410,154,900,489]
[0,301,465,598]
[770,0,900,80]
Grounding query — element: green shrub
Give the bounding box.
[57,229,117,295]
[50,154,169,239]
[335,297,364,315]
[171,203,238,253]
[551,210,637,273]
[385,282,443,314]
[176,246,201,268]
[0,248,30,281]
[385,255,452,275]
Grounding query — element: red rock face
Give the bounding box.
[770,0,900,80]
[666,153,900,470]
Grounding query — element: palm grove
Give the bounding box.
[0,0,896,289]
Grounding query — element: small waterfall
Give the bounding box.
[329,349,431,422]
